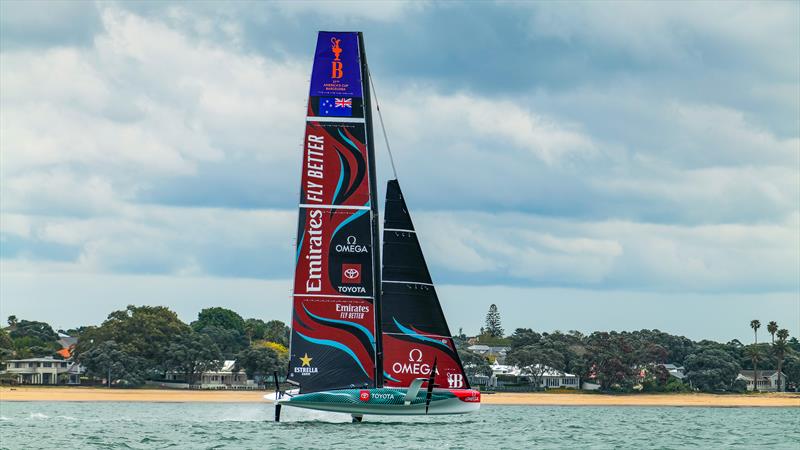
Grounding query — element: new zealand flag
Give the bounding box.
[319,97,353,117]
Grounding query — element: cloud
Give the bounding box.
[0,1,797,335]
[412,210,799,292]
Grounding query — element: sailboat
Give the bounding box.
[266,31,480,421]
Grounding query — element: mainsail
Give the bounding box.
[380,180,471,390]
[288,31,381,393]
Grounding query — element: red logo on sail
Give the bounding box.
[331,37,343,79]
[342,264,361,284]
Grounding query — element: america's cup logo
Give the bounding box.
[331,37,342,60]
[330,37,343,79]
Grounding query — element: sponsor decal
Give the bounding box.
[335,235,368,253]
[304,208,324,293]
[330,38,343,78]
[304,134,325,202]
[336,303,369,320]
[342,264,361,284]
[359,390,370,402]
[293,353,319,376]
[309,32,362,97]
[370,392,395,400]
[447,373,465,388]
[451,390,481,403]
[390,348,439,376]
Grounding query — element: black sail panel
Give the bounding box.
[381,180,470,389]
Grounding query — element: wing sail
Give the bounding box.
[288,31,378,393]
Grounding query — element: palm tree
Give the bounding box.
[774,329,790,392]
[750,320,761,391]
[767,321,778,344]
[745,345,761,392]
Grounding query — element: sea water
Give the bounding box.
[1,401,798,449]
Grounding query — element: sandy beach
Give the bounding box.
[1,387,798,407]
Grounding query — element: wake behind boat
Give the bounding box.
[266,31,480,421]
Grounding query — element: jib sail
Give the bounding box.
[288,31,380,393]
[380,180,470,390]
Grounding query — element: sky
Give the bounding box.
[0,1,798,343]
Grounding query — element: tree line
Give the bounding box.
[2,304,799,392]
[466,305,800,392]
[2,306,290,386]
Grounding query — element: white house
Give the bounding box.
[165,360,254,389]
[476,361,579,389]
[659,363,686,380]
[3,357,83,385]
[737,370,787,392]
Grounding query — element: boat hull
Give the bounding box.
[266,388,480,416]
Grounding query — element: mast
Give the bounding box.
[358,32,384,388]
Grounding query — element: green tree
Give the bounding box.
[75,305,191,379]
[457,348,492,378]
[191,307,245,334]
[767,321,778,344]
[509,328,541,350]
[507,343,565,389]
[264,320,290,346]
[750,319,761,390]
[484,304,504,338]
[7,315,17,327]
[234,346,283,383]
[744,345,762,391]
[581,332,637,391]
[9,320,58,342]
[166,331,223,385]
[81,341,145,386]
[244,318,268,343]
[0,329,14,362]
[783,354,800,391]
[773,329,790,391]
[684,348,741,392]
[195,325,247,360]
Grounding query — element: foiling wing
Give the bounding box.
[380,180,470,390]
[288,31,378,394]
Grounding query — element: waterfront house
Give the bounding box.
[737,370,787,392]
[658,363,686,380]
[475,361,579,389]
[164,360,255,389]
[2,356,83,385]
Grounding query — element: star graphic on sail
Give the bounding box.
[300,353,313,367]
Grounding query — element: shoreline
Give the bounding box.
[1,387,798,407]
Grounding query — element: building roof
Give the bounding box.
[58,336,78,348]
[4,356,70,363]
[738,370,784,379]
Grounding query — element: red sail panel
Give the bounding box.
[294,206,373,298]
[300,121,369,208]
[382,332,467,389]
